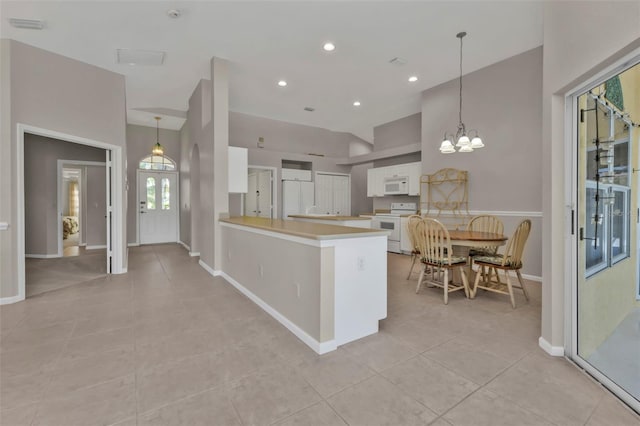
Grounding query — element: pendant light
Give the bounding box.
[439,32,484,154]
[151,116,164,156]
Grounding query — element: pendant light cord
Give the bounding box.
[458,34,464,129]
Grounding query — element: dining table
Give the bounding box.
[447,230,508,288]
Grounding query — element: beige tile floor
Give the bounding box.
[2,244,639,426]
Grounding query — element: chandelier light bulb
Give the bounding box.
[458,144,474,153]
[456,135,470,147]
[470,136,484,148]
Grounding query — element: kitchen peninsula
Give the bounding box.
[220,216,389,354]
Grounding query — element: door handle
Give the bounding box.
[140,211,147,214]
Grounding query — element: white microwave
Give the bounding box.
[383,176,409,195]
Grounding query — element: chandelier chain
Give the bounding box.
[459,34,463,129]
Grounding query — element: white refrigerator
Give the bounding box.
[282,180,314,219]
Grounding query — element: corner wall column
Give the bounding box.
[211,57,229,271]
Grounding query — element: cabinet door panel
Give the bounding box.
[315,174,334,214]
[332,175,350,216]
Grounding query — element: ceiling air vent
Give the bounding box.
[116,49,165,66]
[9,18,44,30]
[304,107,315,112]
[388,57,407,66]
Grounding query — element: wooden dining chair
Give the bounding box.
[406,215,423,279]
[471,219,531,308]
[467,214,504,256]
[415,218,470,304]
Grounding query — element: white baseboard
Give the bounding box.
[178,240,190,251]
[79,243,87,247]
[220,271,336,354]
[539,336,564,356]
[25,253,59,259]
[127,243,139,247]
[86,245,107,250]
[189,251,200,257]
[198,259,220,277]
[0,295,25,305]
[521,273,542,282]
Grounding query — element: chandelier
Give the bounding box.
[152,116,164,156]
[439,32,484,154]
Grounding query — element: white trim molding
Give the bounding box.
[189,252,200,257]
[25,253,59,259]
[198,259,220,277]
[539,336,564,357]
[1,295,25,305]
[127,243,139,247]
[221,271,337,354]
[468,210,543,218]
[86,245,107,250]
[178,240,190,251]
[521,273,542,282]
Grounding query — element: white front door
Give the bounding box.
[138,171,178,244]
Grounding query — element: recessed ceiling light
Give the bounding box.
[9,18,44,30]
[353,101,361,107]
[277,80,287,87]
[408,76,418,82]
[323,42,336,52]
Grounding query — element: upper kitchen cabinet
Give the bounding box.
[315,172,351,215]
[406,162,422,196]
[367,168,385,197]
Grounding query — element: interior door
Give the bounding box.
[256,170,272,218]
[139,171,178,244]
[105,151,112,273]
[246,172,258,216]
[315,174,333,214]
[332,175,350,216]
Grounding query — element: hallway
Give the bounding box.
[1,245,638,425]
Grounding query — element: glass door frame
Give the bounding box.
[564,50,640,414]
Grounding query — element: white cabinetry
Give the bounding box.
[407,162,422,196]
[315,173,351,215]
[367,168,385,197]
[281,169,312,181]
[400,216,412,254]
[366,162,422,197]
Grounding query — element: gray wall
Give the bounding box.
[230,111,354,157]
[421,47,543,213]
[374,113,421,151]
[229,111,372,216]
[24,134,105,255]
[1,40,127,299]
[126,124,181,245]
[179,123,191,248]
[85,165,107,248]
[541,2,640,349]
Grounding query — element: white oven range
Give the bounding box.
[371,203,417,254]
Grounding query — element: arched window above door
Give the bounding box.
[138,154,176,171]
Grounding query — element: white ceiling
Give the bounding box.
[1,1,544,142]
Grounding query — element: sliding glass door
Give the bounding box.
[573,61,639,412]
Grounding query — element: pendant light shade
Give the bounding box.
[439,32,484,154]
[151,116,164,156]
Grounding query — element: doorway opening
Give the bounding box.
[242,166,277,219]
[58,161,107,258]
[15,124,125,303]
